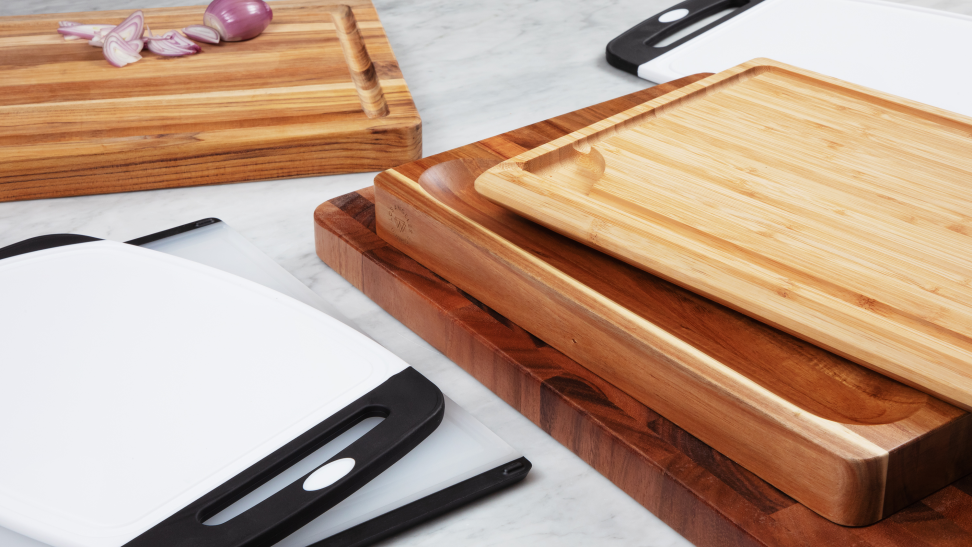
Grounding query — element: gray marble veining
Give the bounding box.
[3,0,972,545]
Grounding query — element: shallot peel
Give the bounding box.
[203,0,272,42]
[183,25,220,44]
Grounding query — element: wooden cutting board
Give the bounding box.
[315,186,972,547]
[475,58,972,412]
[0,0,420,202]
[362,75,972,527]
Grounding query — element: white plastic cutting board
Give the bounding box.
[639,0,972,116]
[0,241,408,547]
[0,224,524,547]
[136,222,362,333]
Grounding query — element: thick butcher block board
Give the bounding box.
[361,75,972,527]
[316,187,972,546]
[475,58,972,412]
[0,0,420,202]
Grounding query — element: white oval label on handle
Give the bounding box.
[303,458,356,491]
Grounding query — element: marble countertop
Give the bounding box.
[3,0,971,545]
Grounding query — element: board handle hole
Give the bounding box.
[202,416,384,525]
[653,6,738,48]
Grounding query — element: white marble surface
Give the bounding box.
[3,0,972,545]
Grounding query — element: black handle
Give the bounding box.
[124,367,444,547]
[0,234,101,261]
[606,0,767,75]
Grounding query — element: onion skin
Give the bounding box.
[203,0,272,42]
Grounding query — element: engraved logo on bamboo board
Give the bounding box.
[386,204,414,243]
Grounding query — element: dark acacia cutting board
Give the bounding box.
[0,0,420,202]
[475,58,972,413]
[315,186,972,546]
[352,75,972,527]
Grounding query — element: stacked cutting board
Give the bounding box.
[315,63,972,545]
[0,0,420,202]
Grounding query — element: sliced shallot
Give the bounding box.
[111,10,145,42]
[146,31,201,57]
[182,25,220,44]
[58,21,82,27]
[163,30,202,51]
[88,27,112,47]
[57,24,115,40]
[102,33,141,67]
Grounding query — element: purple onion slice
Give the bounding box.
[103,33,141,67]
[57,24,114,40]
[163,30,202,52]
[146,38,197,57]
[111,11,145,42]
[182,25,220,44]
[87,27,113,48]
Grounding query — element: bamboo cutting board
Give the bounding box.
[0,0,420,202]
[475,58,972,412]
[362,76,972,527]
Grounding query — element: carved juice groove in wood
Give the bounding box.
[313,187,972,545]
[475,58,972,412]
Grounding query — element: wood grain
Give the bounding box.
[315,186,972,546]
[360,74,972,526]
[475,59,972,413]
[0,0,419,202]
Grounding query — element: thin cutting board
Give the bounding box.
[0,240,443,547]
[475,58,972,412]
[367,76,972,526]
[0,220,530,547]
[0,0,421,202]
[130,219,531,546]
[606,0,972,116]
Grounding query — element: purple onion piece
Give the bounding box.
[88,27,113,48]
[146,37,198,57]
[203,0,272,42]
[182,25,220,44]
[58,21,83,27]
[163,30,202,51]
[103,33,141,67]
[57,24,115,40]
[111,11,145,42]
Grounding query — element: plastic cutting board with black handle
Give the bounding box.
[607,0,972,116]
[0,238,444,547]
